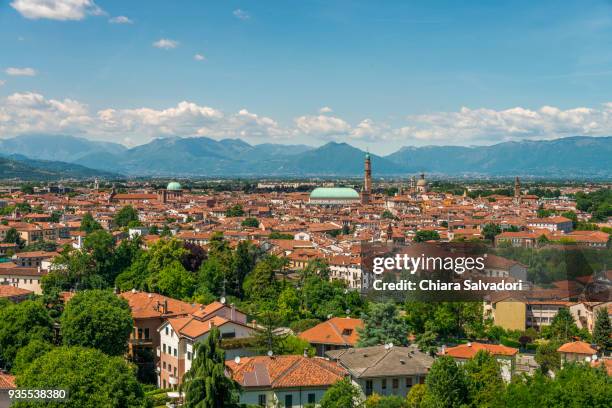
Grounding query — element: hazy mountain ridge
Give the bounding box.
[0,134,610,177]
[0,154,119,180]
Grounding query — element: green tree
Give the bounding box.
[61,290,133,356]
[463,350,504,407]
[406,384,427,408]
[15,346,148,408]
[225,204,245,217]
[181,327,241,408]
[593,307,611,352]
[357,302,409,347]
[3,227,24,247]
[319,378,363,408]
[365,394,407,408]
[415,330,438,356]
[414,230,440,242]
[482,224,502,242]
[0,300,53,370]
[243,256,281,303]
[80,212,102,233]
[149,261,195,299]
[241,217,259,228]
[545,308,578,342]
[382,210,396,220]
[535,342,561,374]
[11,339,55,375]
[422,356,468,408]
[114,205,140,227]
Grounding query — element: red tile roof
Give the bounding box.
[299,317,363,346]
[119,291,200,319]
[0,372,15,389]
[442,342,518,359]
[226,355,346,389]
[0,285,32,298]
[557,341,597,355]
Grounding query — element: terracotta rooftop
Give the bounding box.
[557,341,597,355]
[299,317,363,346]
[226,355,346,389]
[119,291,200,319]
[0,372,16,389]
[442,342,518,358]
[0,285,32,298]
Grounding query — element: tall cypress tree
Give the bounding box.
[181,327,240,408]
[593,307,611,352]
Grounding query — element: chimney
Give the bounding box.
[303,348,309,358]
[163,300,168,314]
[230,303,235,321]
[467,342,472,347]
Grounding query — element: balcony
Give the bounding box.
[129,338,153,346]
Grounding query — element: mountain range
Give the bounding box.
[0,134,610,178]
[0,154,119,181]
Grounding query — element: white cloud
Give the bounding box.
[152,38,179,49]
[294,115,351,137]
[319,106,333,114]
[233,9,250,20]
[0,80,5,87]
[194,53,206,61]
[2,92,612,148]
[10,0,103,21]
[5,67,37,76]
[109,15,132,24]
[0,92,92,135]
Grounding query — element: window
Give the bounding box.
[163,344,166,354]
[165,326,169,335]
[174,348,178,357]
[419,376,425,385]
[174,367,177,376]
[221,331,236,339]
[308,393,315,404]
[163,380,166,388]
[392,378,399,389]
[187,352,192,361]
[137,328,143,339]
[162,362,166,369]
[144,328,150,339]
[258,394,266,406]
[382,379,387,389]
[284,394,292,408]
[406,377,413,387]
[365,380,373,395]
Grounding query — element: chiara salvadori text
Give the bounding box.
[373,279,524,292]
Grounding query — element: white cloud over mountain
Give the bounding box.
[1,92,612,147]
[10,0,103,21]
[109,15,133,24]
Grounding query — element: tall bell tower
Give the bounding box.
[361,152,372,204]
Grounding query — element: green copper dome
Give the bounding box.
[166,181,182,191]
[310,187,359,199]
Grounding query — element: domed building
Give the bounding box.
[416,173,428,193]
[309,187,360,206]
[157,181,183,203]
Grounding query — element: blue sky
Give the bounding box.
[1,0,612,153]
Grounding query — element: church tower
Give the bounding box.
[514,176,521,204]
[361,152,372,204]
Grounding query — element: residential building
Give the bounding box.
[326,345,433,397]
[226,355,347,408]
[299,317,363,357]
[441,342,518,382]
[526,216,573,233]
[557,341,597,364]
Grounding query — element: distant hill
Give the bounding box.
[0,134,126,163]
[0,134,610,178]
[0,155,120,180]
[386,136,612,177]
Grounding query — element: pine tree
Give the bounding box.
[181,326,240,408]
[593,307,611,352]
[357,302,409,347]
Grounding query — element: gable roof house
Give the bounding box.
[226,355,347,408]
[326,344,434,398]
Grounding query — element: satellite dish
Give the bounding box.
[592,354,598,361]
[389,342,394,348]
[234,356,241,364]
[585,357,591,363]
[345,309,350,315]
[327,314,333,319]
[220,296,226,304]
[384,344,390,350]
[267,350,273,357]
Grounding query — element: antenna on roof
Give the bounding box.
[267,350,273,357]
[220,296,226,304]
